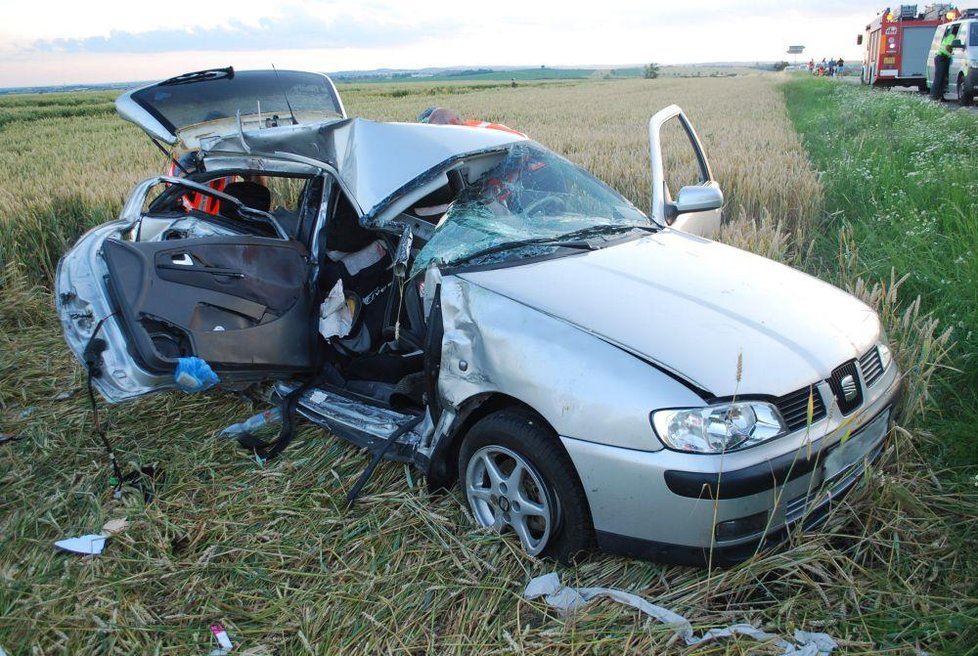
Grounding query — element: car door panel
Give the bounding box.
[648,105,722,237]
[102,236,317,376]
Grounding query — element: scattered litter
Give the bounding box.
[101,518,129,536]
[54,534,107,555]
[220,408,282,439]
[55,517,131,556]
[0,433,22,446]
[524,573,837,656]
[52,389,76,401]
[19,407,34,419]
[174,356,220,392]
[208,623,234,655]
[0,643,8,656]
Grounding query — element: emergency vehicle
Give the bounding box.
[859,4,960,89]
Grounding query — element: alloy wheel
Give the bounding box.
[464,445,555,555]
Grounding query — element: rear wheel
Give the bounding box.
[458,409,593,562]
[957,76,974,106]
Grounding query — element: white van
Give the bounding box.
[926,15,978,104]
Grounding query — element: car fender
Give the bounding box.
[431,274,704,458]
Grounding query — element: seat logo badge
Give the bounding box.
[840,374,858,402]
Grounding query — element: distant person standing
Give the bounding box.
[828,59,836,77]
[930,25,959,100]
[808,58,815,73]
[837,58,845,76]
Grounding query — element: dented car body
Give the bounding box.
[56,69,901,565]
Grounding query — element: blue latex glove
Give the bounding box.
[174,357,220,392]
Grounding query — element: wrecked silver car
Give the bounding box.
[56,68,901,565]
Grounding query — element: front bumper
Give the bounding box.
[561,366,902,566]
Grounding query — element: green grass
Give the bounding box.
[784,77,978,649]
[783,78,978,474]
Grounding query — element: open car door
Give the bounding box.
[101,236,317,380]
[57,177,321,402]
[648,105,724,237]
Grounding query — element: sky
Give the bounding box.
[0,0,919,87]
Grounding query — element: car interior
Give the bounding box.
[108,166,472,415]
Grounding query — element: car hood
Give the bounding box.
[458,230,880,398]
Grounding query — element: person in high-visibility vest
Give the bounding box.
[417,106,526,137]
[930,26,960,101]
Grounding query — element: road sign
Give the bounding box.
[787,45,805,54]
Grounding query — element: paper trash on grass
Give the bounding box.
[54,518,130,555]
[54,534,107,555]
[101,518,129,535]
[208,623,234,655]
[524,573,837,656]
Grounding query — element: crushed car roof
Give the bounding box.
[202,118,527,216]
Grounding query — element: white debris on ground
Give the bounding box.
[524,573,838,655]
[53,518,130,555]
[208,623,234,655]
[53,534,107,555]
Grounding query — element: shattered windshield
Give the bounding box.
[411,143,652,275]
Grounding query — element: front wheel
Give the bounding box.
[458,409,593,562]
[957,76,974,106]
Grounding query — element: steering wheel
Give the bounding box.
[522,194,567,217]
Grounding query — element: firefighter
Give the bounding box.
[930,26,959,100]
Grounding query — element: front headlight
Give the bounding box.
[878,342,893,371]
[878,328,894,371]
[969,59,978,69]
[651,402,787,453]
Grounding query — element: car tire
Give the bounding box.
[458,409,594,563]
[957,76,974,106]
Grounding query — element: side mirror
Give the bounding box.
[857,34,864,46]
[952,39,964,49]
[393,225,414,279]
[672,184,724,216]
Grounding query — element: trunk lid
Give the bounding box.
[116,67,345,149]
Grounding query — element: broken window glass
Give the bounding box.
[411,143,652,276]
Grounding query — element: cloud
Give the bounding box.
[27,7,465,54]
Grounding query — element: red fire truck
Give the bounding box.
[859,4,959,90]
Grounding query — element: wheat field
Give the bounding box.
[0,76,974,654]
